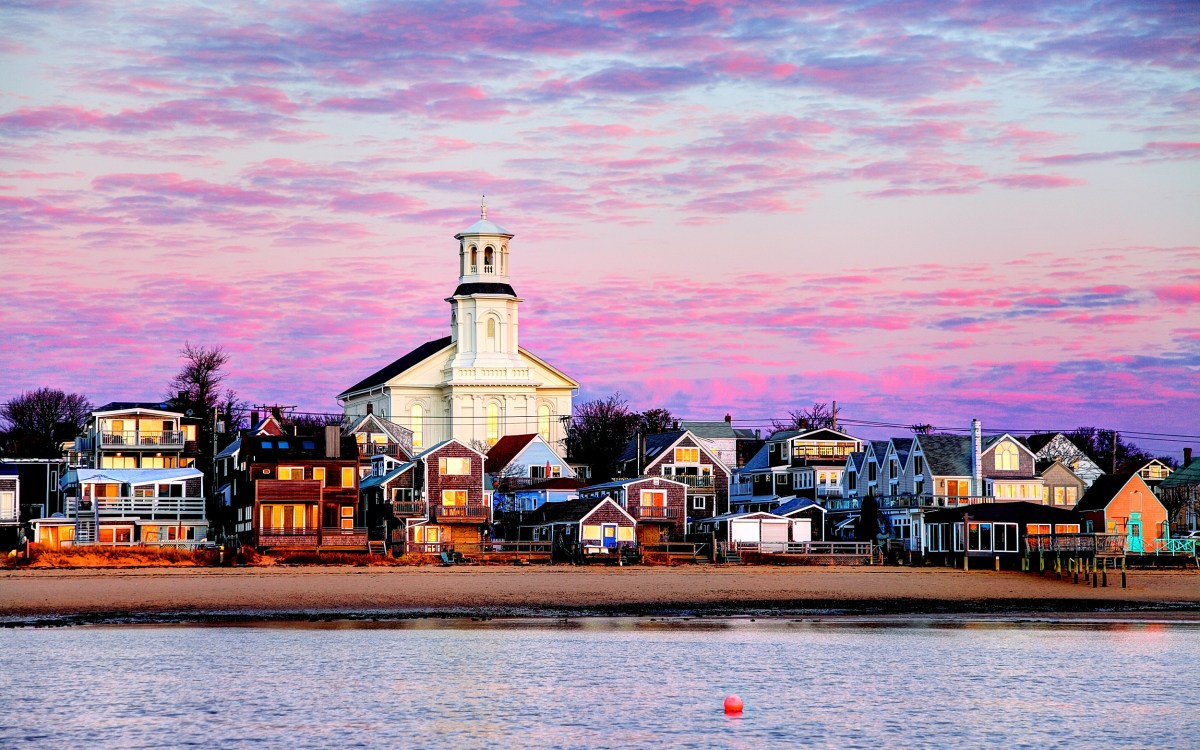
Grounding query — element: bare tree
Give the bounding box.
[167,342,230,409]
[467,439,491,456]
[0,388,92,457]
[564,393,641,483]
[771,402,835,433]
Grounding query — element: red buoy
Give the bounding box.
[724,695,744,714]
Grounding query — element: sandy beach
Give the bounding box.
[2,566,1198,624]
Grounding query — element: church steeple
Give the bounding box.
[448,201,522,364]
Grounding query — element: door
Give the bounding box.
[1127,512,1144,553]
[602,524,617,548]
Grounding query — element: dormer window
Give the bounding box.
[995,441,1019,471]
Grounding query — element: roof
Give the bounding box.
[1075,473,1140,512]
[891,438,914,466]
[580,476,685,492]
[616,430,687,465]
[696,510,787,525]
[773,497,826,516]
[412,438,482,462]
[240,432,358,462]
[925,501,1083,525]
[456,218,512,237]
[1024,433,1059,454]
[93,401,181,415]
[452,282,517,297]
[338,336,454,398]
[360,461,416,489]
[679,421,738,440]
[869,440,889,461]
[215,437,241,460]
[739,444,771,472]
[916,434,973,476]
[73,468,202,484]
[486,434,539,474]
[1161,458,1200,488]
[522,497,631,526]
[515,477,588,492]
[846,451,866,472]
[345,412,412,447]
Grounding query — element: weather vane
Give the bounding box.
[481,194,487,220]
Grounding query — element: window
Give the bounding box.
[183,424,197,441]
[341,506,355,529]
[134,485,154,498]
[776,474,787,485]
[868,462,878,482]
[994,441,1019,471]
[1065,487,1077,505]
[411,404,423,449]
[946,479,969,497]
[994,523,1019,552]
[440,457,471,475]
[313,467,326,485]
[341,467,355,488]
[302,440,315,450]
[674,447,700,463]
[618,526,635,542]
[953,522,964,551]
[277,441,290,450]
[487,403,499,445]
[641,490,667,507]
[1053,487,1065,506]
[692,496,706,510]
[486,318,497,351]
[889,460,898,479]
[279,466,304,480]
[914,456,924,475]
[442,490,467,506]
[1027,524,1051,536]
[582,524,602,542]
[538,405,551,442]
[413,525,440,544]
[101,456,137,469]
[0,491,15,520]
[1054,524,1080,534]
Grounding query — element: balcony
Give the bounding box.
[392,501,428,517]
[633,505,679,522]
[817,486,844,498]
[69,496,206,518]
[431,504,490,523]
[359,443,407,458]
[257,526,368,549]
[666,475,715,489]
[100,430,185,448]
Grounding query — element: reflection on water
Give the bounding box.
[2,619,1197,749]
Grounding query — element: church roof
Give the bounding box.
[452,282,516,297]
[337,336,454,398]
[456,218,512,237]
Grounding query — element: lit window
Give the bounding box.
[411,404,423,449]
[640,490,667,507]
[994,441,1019,471]
[278,466,304,480]
[442,490,467,506]
[487,404,499,445]
[341,467,355,488]
[341,505,355,529]
[440,457,471,475]
[313,467,326,485]
[674,447,700,463]
[538,405,551,442]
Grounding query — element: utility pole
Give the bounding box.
[831,400,838,430]
[1111,430,1118,474]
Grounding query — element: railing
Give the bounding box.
[1156,537,1199,555]
[879,494,995,510]
[391,501,427,517]
[735,541,874,556]
[791,454,853,467]
[817,486,844,498]
[99,430,184,447]
[457,541,554,555]
[495,476,566,491]
[431,505,490,522]
[360,443,406,458]
[483,264,494,274]
[633,505,679,520]
[69,497,206,516]
[1025,533,1126,556]
[665,475,715,489]
[258,526,368,548]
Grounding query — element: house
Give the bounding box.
[0,458,67,541]
[732,427,862,513]
[1075,473,1168,554]
[679,416,759,469]
[33,467,207,549]
[1129,458,1173,493]
[402,439,489,554]
[227,426,365,552]
[923,502,1084,567]
[771,496,826,541]
[1158,448,1199,534]
[577,477,686,545]
[693,510,804,553]
[1025,433,1104,488]
[338,205,577,451]
[614,430,730,525]
[73,401,200,470]
[1037,459,1085,508]
[487,433,579,508]
[343,406,413,479]
[520,497,636,561]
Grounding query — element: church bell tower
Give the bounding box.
[447,197,524,368]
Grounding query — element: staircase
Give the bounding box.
[367,540,386,556]
[75,518,96,544]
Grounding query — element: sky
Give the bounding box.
[1,0,1198,452]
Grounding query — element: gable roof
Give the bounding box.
[360,461,416,490]
[93,401,182,416]
[891,438,915,466]
[916,434,973,476]
[1075,473,1143,512]
[1161,458,1200,488]
[846,451,866,472]
[739,443,771,473]
[344,412,412,445]
[522,497,634,526]
[679,421,737,440]
[485,434,540,474]
[773,497,826,516]
[616,430,690,466]
[869,440,890,461]
[241,432,357,462]
[338,336,454,398]
[412,438,483,462]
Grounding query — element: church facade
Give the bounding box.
[337,204,577,452]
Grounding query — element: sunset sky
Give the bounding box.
[1,1,1197,449]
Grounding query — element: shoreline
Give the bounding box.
[4,566,1198,627]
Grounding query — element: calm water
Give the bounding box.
[2,618,1197,749]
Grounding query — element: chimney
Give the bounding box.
[755,429,761,439]
[325,425,341,458]
[724,414,732,425]
[250,410,259,427]
[1185,447,1193,468]
[366,403,373,415]
[271,406,282,420]
[971,418,982,497]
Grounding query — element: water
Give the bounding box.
[2,618,1197,749]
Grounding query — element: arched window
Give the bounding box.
[486,403,500,445]
[411,403,423,449]
[483,246,494,273]
[469,246,477,273]
[994,441,1018,471]
[538,404,551,442]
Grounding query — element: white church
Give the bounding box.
[338,202,578,451]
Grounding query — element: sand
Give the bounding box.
[2,565,1198,624]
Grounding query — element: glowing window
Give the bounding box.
[341,468,355,488]
[411,404,423,449]
[487,404,499,445]
[538,405,551,441]
[442,490,467,506]
[440,457,471,475]
[994,441,1019,471]
[674,447,699,463]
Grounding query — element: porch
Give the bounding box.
[257,526,369,551]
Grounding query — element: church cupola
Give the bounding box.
[454,196,515,292]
